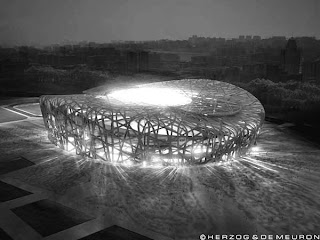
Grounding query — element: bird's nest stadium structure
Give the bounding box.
[40,79,264,166]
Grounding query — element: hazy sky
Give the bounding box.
[0,0,319,46]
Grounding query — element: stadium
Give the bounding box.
[40,79,265,166]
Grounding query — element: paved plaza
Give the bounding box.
[0,99,319,240]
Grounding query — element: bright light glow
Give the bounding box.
[173,158,179,164]
[122,160,134,167]
[152,156,161,163]
[222,154,228,161]
[107,87,192,106]
[84,131,90,141]
[65,142,76,153]
[193,146,207,154]
[191,145,211,155]
[251,146,260,152]
[43,79,265,166]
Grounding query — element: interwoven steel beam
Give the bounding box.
[40,79,264,166]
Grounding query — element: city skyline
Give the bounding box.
[0,0,319,46]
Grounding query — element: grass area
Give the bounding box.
[1,120,319,236]
[0,108,27,123]
[14,103,41,116]
[12,199,93,237]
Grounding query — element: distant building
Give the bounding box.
[0,59,27,76]
[38,54,82,67]
[191,56,208,66]
[88,55,108,68]
[316,59,320,83]
[159,53,180,63]
[138,51,149,72]
[188,35,198,47]
[302,60,317,81]
[242,63,266,77]
[265,36,287,48]
[303,58,320,82]
[266,64,283,82]
[224,67,240,82]
[125,50,149,73]
[281,38,301,75]
[60,55,81,66]
[126,51,138,72]
[252,36,261,41]
[271,36,287,41]
[148,53,162,72]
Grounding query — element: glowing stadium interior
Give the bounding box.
[40,79,265,166]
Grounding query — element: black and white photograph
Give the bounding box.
[0,0,319,239]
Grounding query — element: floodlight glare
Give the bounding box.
[40,79,265,166]
[107,87,192,106]
[251,146,260,152]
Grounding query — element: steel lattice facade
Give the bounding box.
[40,79,265,166]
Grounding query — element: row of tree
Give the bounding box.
[234,78,320,126]
[1,65,111,96]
